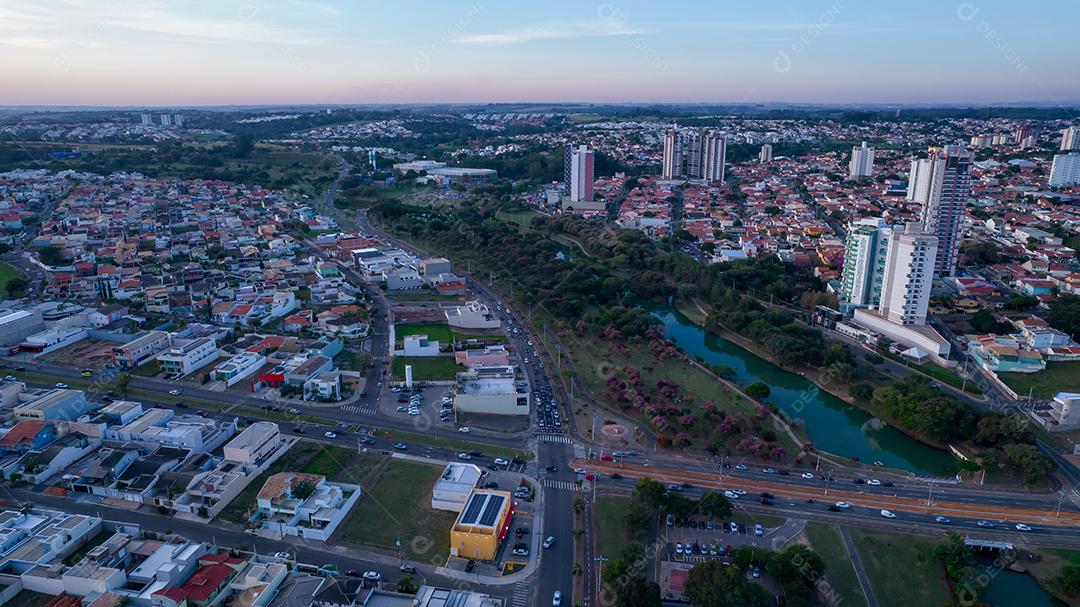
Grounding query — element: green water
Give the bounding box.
[651,304,957,476]
[964,555,1065,607]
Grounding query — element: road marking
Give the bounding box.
[340,404,376,415]
[510,582,530,607]
[543,480,584,492]
[538,434,572,444]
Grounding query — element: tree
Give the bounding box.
[117,373,131,395]
[396,574,418,594]
[970,309,1011,334]
[932,531,974,580]
[37,245,64,266]
[697,492,733,518]
[614,576,661,607]
[685,560,772,607]
[631,478,668,511]
[4,277,28,298]
[746,382,771,399]
[1056,563,1080,596]
[769,545,826,607]
[850,383,874,401]
[1049,294,1080,338]
[731,545,772,570]
[233,133,255,158]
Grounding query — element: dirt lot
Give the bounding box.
[40,339,117,370]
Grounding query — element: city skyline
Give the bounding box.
[1,0,1078,106]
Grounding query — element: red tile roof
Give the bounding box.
[0,421,51,448]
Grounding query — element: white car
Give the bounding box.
[834,501,850,509]
[801,472,814,479]
[1015,523,1033,532]
[457,453,472,460]
[867,479,882,486]
[324,431,337,439]
[543,536,556,549]
[458,427,471,433]
[573,468,587,474]
[723,490,740,499]
[494,458,509,466]
[362,571,381,581]
[55,382,68,389]
[880,509,896,519]
[273,551,291,559]
[733,489,747,496]
[552,591,562,606]
[168,389,181,395]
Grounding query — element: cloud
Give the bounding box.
[452,19,647,46]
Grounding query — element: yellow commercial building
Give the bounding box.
[449,489,514,561]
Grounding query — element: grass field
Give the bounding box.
[218,441,381,523]
[374,428,529,460]
[390,356,462,381]
[594,494,639,558]
[727,512,787,528]
[336,460,458,562]
[883,351,983,396]
[0,262,25,298]
[803,523,867,607]
[395,323,454,346]
[1000,361,1080,400]
[849,528,952,607]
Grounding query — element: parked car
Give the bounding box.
[362,571,381,582]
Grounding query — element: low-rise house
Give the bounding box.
[399,334,440,356]
[156,337,220,378]
[444,301,500,330]
[254,472,361,542]
[111,331,170,368]
[968,335,1046,374]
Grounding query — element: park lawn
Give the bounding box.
[390,356,463,381]
[494,208,541,230]
[374,429,530,460]
[727,512,787,528]
[217,440,326,523]
[394,323,454,347]
[0,262,25,297]
[1000,361,1080,400]
[848,528,952,607]
[336,460,458,562]
[802,524,868,607]
[594,495,639,558]
[298,444,383,485]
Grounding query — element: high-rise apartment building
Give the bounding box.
[140,113,152,126]
[917,145,973,278]
[1061,126,1080,151]
[1049,153,1080,188]
[759,143,773,163]
[173,114,184,128]
[849,141,874,179]
[906,158,933,203]
[839,218,892,310]
[565,145,594,203]
[877,224,938,326]
[1014,125,1031,145]
[661,128,726,182]
[160,113,172,127]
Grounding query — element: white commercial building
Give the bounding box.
[105,407,236,452]
[453,366,529,416]
[209,351,266,386]
[1049,153,1080,188]
[223,422,282,465]
[431,462,483,512]
[156,337,219,377]
[849,141,875,178]
[445,300,501,330]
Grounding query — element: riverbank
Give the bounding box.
[676,298,954,453]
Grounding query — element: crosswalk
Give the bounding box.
[204,380,227,392]
[543,479,584,491]
[340,404,376,415]
[538,434,572,444]
[510,583,530,607]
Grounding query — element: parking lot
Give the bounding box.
[378,385,457,426]
[662,514,784,564]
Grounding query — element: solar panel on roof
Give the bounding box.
[460,493,485,525]
[479,494,504,527]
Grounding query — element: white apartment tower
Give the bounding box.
[759,143,773,163]
[1060,126,1080,151]
[906,157,933,203]
[140,113,152,126]
[849,141,875,179]
[662,128,726,182]
[567,145,594,202]
[877,224,938,326]
[918,145,973,278]
[839,218,892,310]
[1049,153,1080,188]
[160,113,172,127]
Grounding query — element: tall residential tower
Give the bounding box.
[916,145,973,278]
[565,145,594,203]
[661,128,726,182]
[849,141,875,179]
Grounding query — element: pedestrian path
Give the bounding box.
[543,479,584,491]
[538,434,573,444]
[340,404,376,415]
[204,380,227,392]
[510,582,530,607]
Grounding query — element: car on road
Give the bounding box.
[735,463,748,470]
[543,536,556,549]
[362,571,381,582]
[494,458,509,466]
[976,520,995,528]
[834,502,850,509]
[934,516,951,524]
[393,443,407,450]
[667,484,683,491]
[324,431,337,439]
[1015,523,1033,532]
[867,479,882,486]
[54,382,68,389]
[399,564,416,574]
[880,509,896,519]
[273,551,291,559]
[457,453,471,460]
[801,472,814,479]
[458,427,471,433]
[168,389,181,395]
[81,370,94,377]
[552,591,562,606]
[545,465,557,472]
[852,478,866,484]
[610,473,623,480]
[762,467,775,474]
[827,504,843,512]
[724,490,739,499]
[3,376,15,381]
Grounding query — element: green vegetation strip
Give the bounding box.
[337,460,458,561]
[390,356,463,381]
[848,528,952,607]
[802,523,868,607]
[1000,361,1080,400]
[594,494,638,558]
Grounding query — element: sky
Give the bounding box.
[1,0,1078,107]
